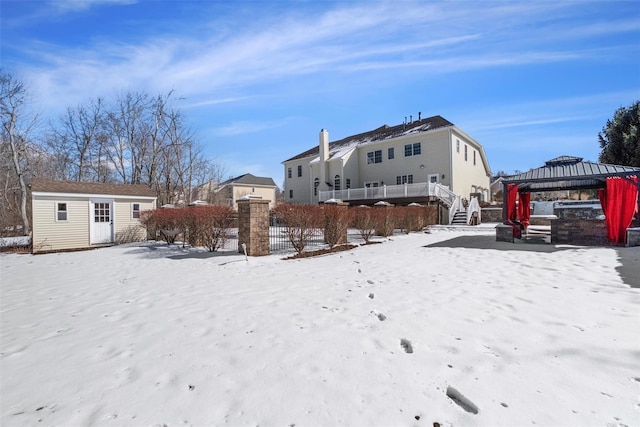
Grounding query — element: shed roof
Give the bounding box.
[30,179,157,198]
[503,156,640,191]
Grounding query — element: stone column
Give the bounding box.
[237,198,270,256]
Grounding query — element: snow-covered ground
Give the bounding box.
[1,227,639,426]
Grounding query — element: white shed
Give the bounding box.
[30,179,157,253]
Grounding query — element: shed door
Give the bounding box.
[90,199,114,244]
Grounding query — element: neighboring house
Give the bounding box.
[282,115,492,207]
[195,173,278,210]
[490,176,505,202]
[30,179,157,253]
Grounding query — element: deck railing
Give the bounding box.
[319,182,458,207]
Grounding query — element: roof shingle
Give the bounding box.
[30,179,157,198]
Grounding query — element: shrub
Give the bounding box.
[141,208,185,245]
[351,206,376,243]
[115,225,146,244]
[322,204,353,248]
[186,205,235,252]
[373,206,395,237]
[273,204,323,255]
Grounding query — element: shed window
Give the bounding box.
[56,202,68,221]
[288,167,292,179]
[132,203,140,219]
[297,165,302,177]
[334,175,341,191]
[388,147,394,159]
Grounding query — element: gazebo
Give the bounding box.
[498,156,640,246]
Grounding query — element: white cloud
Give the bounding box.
[47,0,137,13]
[213,118,292,137]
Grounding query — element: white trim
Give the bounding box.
[32,191,156,200]
[55,201,69,222]
[89,198,115,245]
[131,202,141,220]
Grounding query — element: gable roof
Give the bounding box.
[284,115,455,162]
[218,173,276,187]
[30,179,157,198]
[503,156,640,191]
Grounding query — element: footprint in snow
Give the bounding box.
[446,386,479,414]
[400,338,413,353]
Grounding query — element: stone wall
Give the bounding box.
[551,219,608,246]
[481,207,502,223]
[627,228,640,247]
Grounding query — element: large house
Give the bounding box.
[194,173,278,210]
[282,115,491,217]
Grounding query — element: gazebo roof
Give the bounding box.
[503,156,640,191]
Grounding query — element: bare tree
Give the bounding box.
[51,98,108,181]
[104,91,150,184]
[0,70,38,236]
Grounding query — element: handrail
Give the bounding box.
[319,182,457,205]
[448,196,461,224]
[466,196,481,225]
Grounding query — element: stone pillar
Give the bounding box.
[237,198,270,256]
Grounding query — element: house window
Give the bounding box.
[473,150,476,165]
[367,150,382,164]
[334,175,341,191]
[404,143,421,156]
[396,175,414,185]
[288,168,292,179]
[464,145,468,161]
[56,202,68,221]
[314,178,320,196]
[289,189,293,198]
[346,178,351,189]
[456,139,460,153]
[297,165,302,177]
[132,203,140,219]
[388,147,394,159]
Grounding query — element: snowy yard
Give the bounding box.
[1,227,639,426]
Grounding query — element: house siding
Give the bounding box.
[450,129,491,200]
[285,158,314,204]
[231,184,277,210]
[32,194,156,253]
[32,196,91,253]
[113,198,156,240]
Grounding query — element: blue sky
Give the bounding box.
[2,0,639,187]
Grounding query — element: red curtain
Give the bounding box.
[518,192,531,228]
[506,184,518,222]
[601,176,639,244]
[598,188,607,216]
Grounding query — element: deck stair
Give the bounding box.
[450,210,468,225]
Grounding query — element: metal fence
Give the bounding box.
[268,213,325,252]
